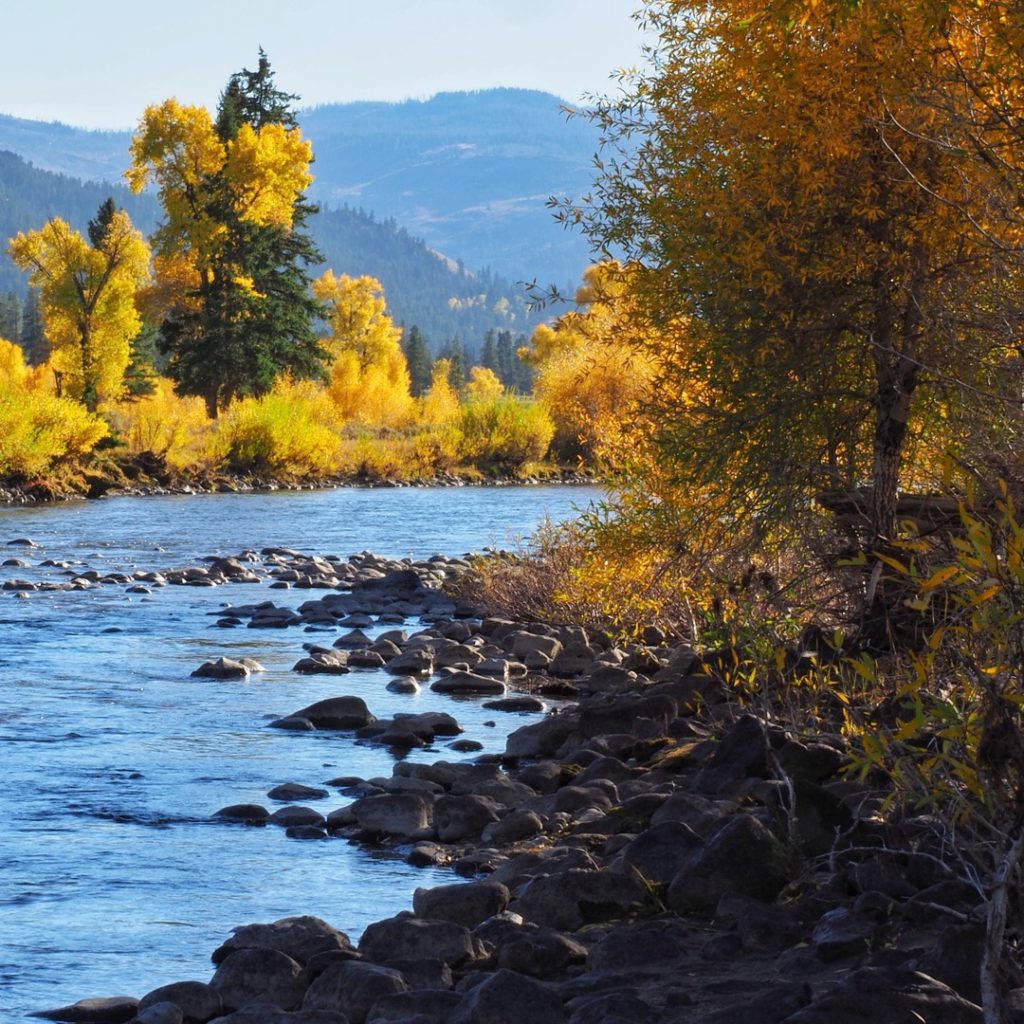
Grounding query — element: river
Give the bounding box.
[0,484,600,1018]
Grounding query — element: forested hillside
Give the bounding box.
[0,151,537,346]
[0,89,599,288]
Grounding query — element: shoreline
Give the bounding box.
[30,550,990,1024]
[0,469,600,508]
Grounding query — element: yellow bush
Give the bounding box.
[459,395,555,472]
[0,342,108,477]
[105,378,219,472]
[220,377,340,477]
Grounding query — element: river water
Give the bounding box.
[0,484,599,1018]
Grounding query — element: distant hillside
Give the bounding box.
[0,151,538,346]
[0,150,159,295]
[301,89,598,287]
[0,89,601,288]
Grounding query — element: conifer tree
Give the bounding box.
[130,51,327,417]
[403,325,432,397]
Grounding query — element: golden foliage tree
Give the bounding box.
[571,0,1024,544]
[8,201,150,411]
[313,271,414,428]
[521,262,657,466]
[127,53,327,417]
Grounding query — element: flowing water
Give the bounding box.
[0,484,599,1018]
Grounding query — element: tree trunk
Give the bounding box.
[870,382,912,541]
[981,826,1024,1024]
[204,389,219,421]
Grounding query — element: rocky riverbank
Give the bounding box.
[0,464,598,507]
[30,553,995,1024]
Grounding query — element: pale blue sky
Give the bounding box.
[3,1,651,128]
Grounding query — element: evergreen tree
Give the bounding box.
[496,330,515,387]
[0,291,21,344]
[480,329,499,374]
[440,335,467,390]
[19,290,45,365]
[153,52,327,417]
[402,324,432,397]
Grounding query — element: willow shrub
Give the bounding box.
[220,378,341,478]
[0,340,108,478]
[106,379,221,473]
[458,395,554,474]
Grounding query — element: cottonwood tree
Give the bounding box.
[568,0,1024,545]
[128,52,327,418]
[313,271,413,428]
[8,199,150,410]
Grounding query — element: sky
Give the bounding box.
[1,1,651,129]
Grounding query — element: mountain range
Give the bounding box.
[0,89,605,345]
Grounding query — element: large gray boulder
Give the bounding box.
[30,997,139,1023]
[360,916,479,967]
[280,696,375,730]
[514,870,650,931]
[413,880,510,928]
[781,967,982,1023]
[350,793,435,839]
[667,814,788,915]
[212,916,354,966]
[302,960,407,1023]
[434,794,501,842]
[450,969,564,1024]
[209,947,305,1011]
[137,980,222,1022]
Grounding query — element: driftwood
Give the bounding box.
[817,488,966,533]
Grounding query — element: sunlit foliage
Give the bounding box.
[8,202,150,411]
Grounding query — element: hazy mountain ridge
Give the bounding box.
[0,150,536,345]
[0,88,600,288]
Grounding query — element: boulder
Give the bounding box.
[133,1004,182,1024]
[292,653,350,675]
[504,716,579,759]
[385,649,435,675]
[611,820,705,884]
[206,1008,349,1023]
[215,804,269,824]
[283,696,375,730]
[365,989,463,1023]
[211,916,354,966]
[30,997,139,1023]
[138,980,222,1022]
[386,676,421,694]
[585,919,692,972]
[496,928,588,979]
[351,793,435,838]
[430,672,507,696]
[360,916,479,966]
[434,794,502,842]
[449,969,564,1024]
[267,784,330,803]
[514,870,650,931]
[781,967,982,1023]
[413,880,510,928]
[302,960,408,1023]
[667,815,788,915]
[191,657,250,679]
[209,947,305,1011]
[269,806,327,828]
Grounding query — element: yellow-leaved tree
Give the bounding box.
[126,53,328,417]
[520,262,658,467]
[569,0,1024,547]
[313,271,414,429]
[8,200,150,411]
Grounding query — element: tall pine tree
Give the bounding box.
[154,52,327,417]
